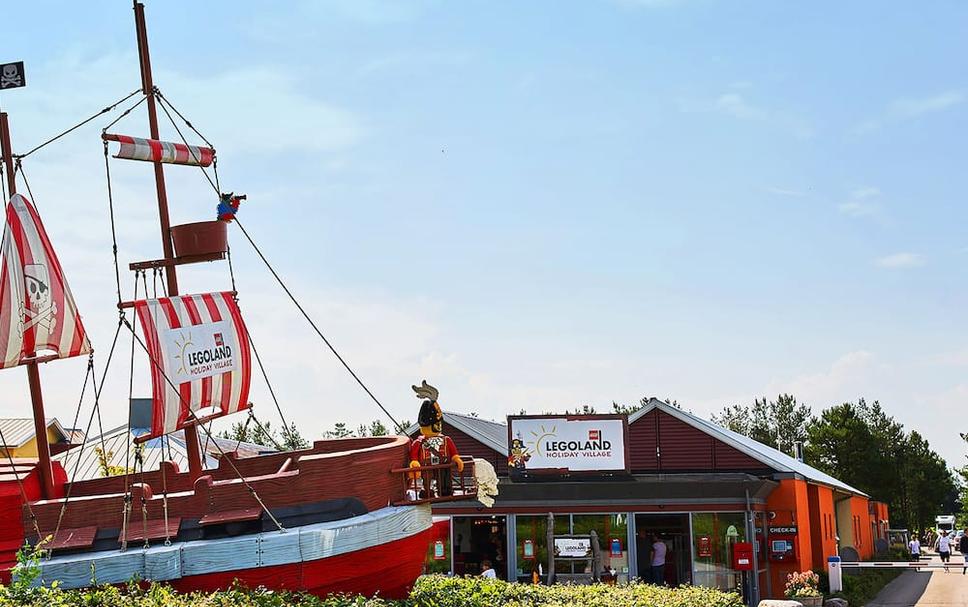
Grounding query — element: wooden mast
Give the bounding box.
[0,113,56,499]
[132,1,204,479]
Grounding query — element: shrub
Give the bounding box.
[408,575,744,607]
[0,575,745,607]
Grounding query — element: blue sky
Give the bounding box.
[0,1,966,466]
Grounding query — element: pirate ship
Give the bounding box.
[0,2,486,597]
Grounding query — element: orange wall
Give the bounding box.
[806,484,838,571]
[766,479,813,598]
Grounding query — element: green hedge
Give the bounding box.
[0,576,744,607]
[409,576,744,607]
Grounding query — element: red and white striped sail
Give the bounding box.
[105,133,214,167]
[134,292,251,439]
[0,194,91,369]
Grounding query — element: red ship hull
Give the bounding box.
[170,526,432,599]
[0,436,437,597]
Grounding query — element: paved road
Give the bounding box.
[866,554,968,606]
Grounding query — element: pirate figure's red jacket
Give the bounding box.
[409,434,459,467]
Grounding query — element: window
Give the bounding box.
[516,513,629,583]
[691,512,747,591]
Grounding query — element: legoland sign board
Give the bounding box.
[507,415,629,474]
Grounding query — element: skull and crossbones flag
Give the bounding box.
[133,292,251,439]
[0,194,91,369]
[0,62,25,90]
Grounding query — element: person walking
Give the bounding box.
[908,535,921,561]
[935,530,952,572]
[649,534,667,585]
[960,529,968,575]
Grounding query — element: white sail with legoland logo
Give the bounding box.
[132,292,251,440]
[0,193,91,369]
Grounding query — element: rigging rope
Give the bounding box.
[13,159,38,211]
[153,89,219,195]
[101,95,149,135]
[233,219,407,434]
[102,139,125,305]
[153,89,216,149]
[120,315,285,533]
[120,277,140,552]
[246,411,284,452]
[15,88,143,159]
[52,323,123,541]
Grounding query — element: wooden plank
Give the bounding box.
[128,251,225,271]
[143,543,182,581]
[39,548,144,588]
[118,517,181,543]
[45,526,97,550]
[199,507,262,526]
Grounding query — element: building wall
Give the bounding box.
[805,484,837,572]
[765,479,813,598]
[628,410,771,473]
[850,496,874,559]
[3,426,64,458]
[441,422,508,477]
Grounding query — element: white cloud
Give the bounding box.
[716,93,767,121]
[875,252,925,269]
[710,93,814,139]
[853,90,965,134]
[890,91,965,119]
[837,186,882,218]
[764,186,807,197]
[764,350,875,404]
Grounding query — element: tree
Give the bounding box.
[804,399,957,531]
[712,394,811,455]
[217,417,308,450]
[358,420,388,437]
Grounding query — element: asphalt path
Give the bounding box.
[866,553,968,606]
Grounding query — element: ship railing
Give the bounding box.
[391,457,478,506]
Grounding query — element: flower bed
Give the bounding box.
[0,576,745,607]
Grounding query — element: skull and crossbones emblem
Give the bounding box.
[21,264,57,334]
[0,64,23,89]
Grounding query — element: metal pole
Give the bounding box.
[0,112,56,500]
[132,0,203,479]
[745,488,760,606]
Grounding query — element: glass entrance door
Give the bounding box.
[635,513,692,586]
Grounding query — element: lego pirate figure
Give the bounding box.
[508,437,531,471]
[409,380,463,497]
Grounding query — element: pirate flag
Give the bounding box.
[0,194,91,369]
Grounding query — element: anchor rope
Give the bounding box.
[15,88,143,159]
[233,218,407,434]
